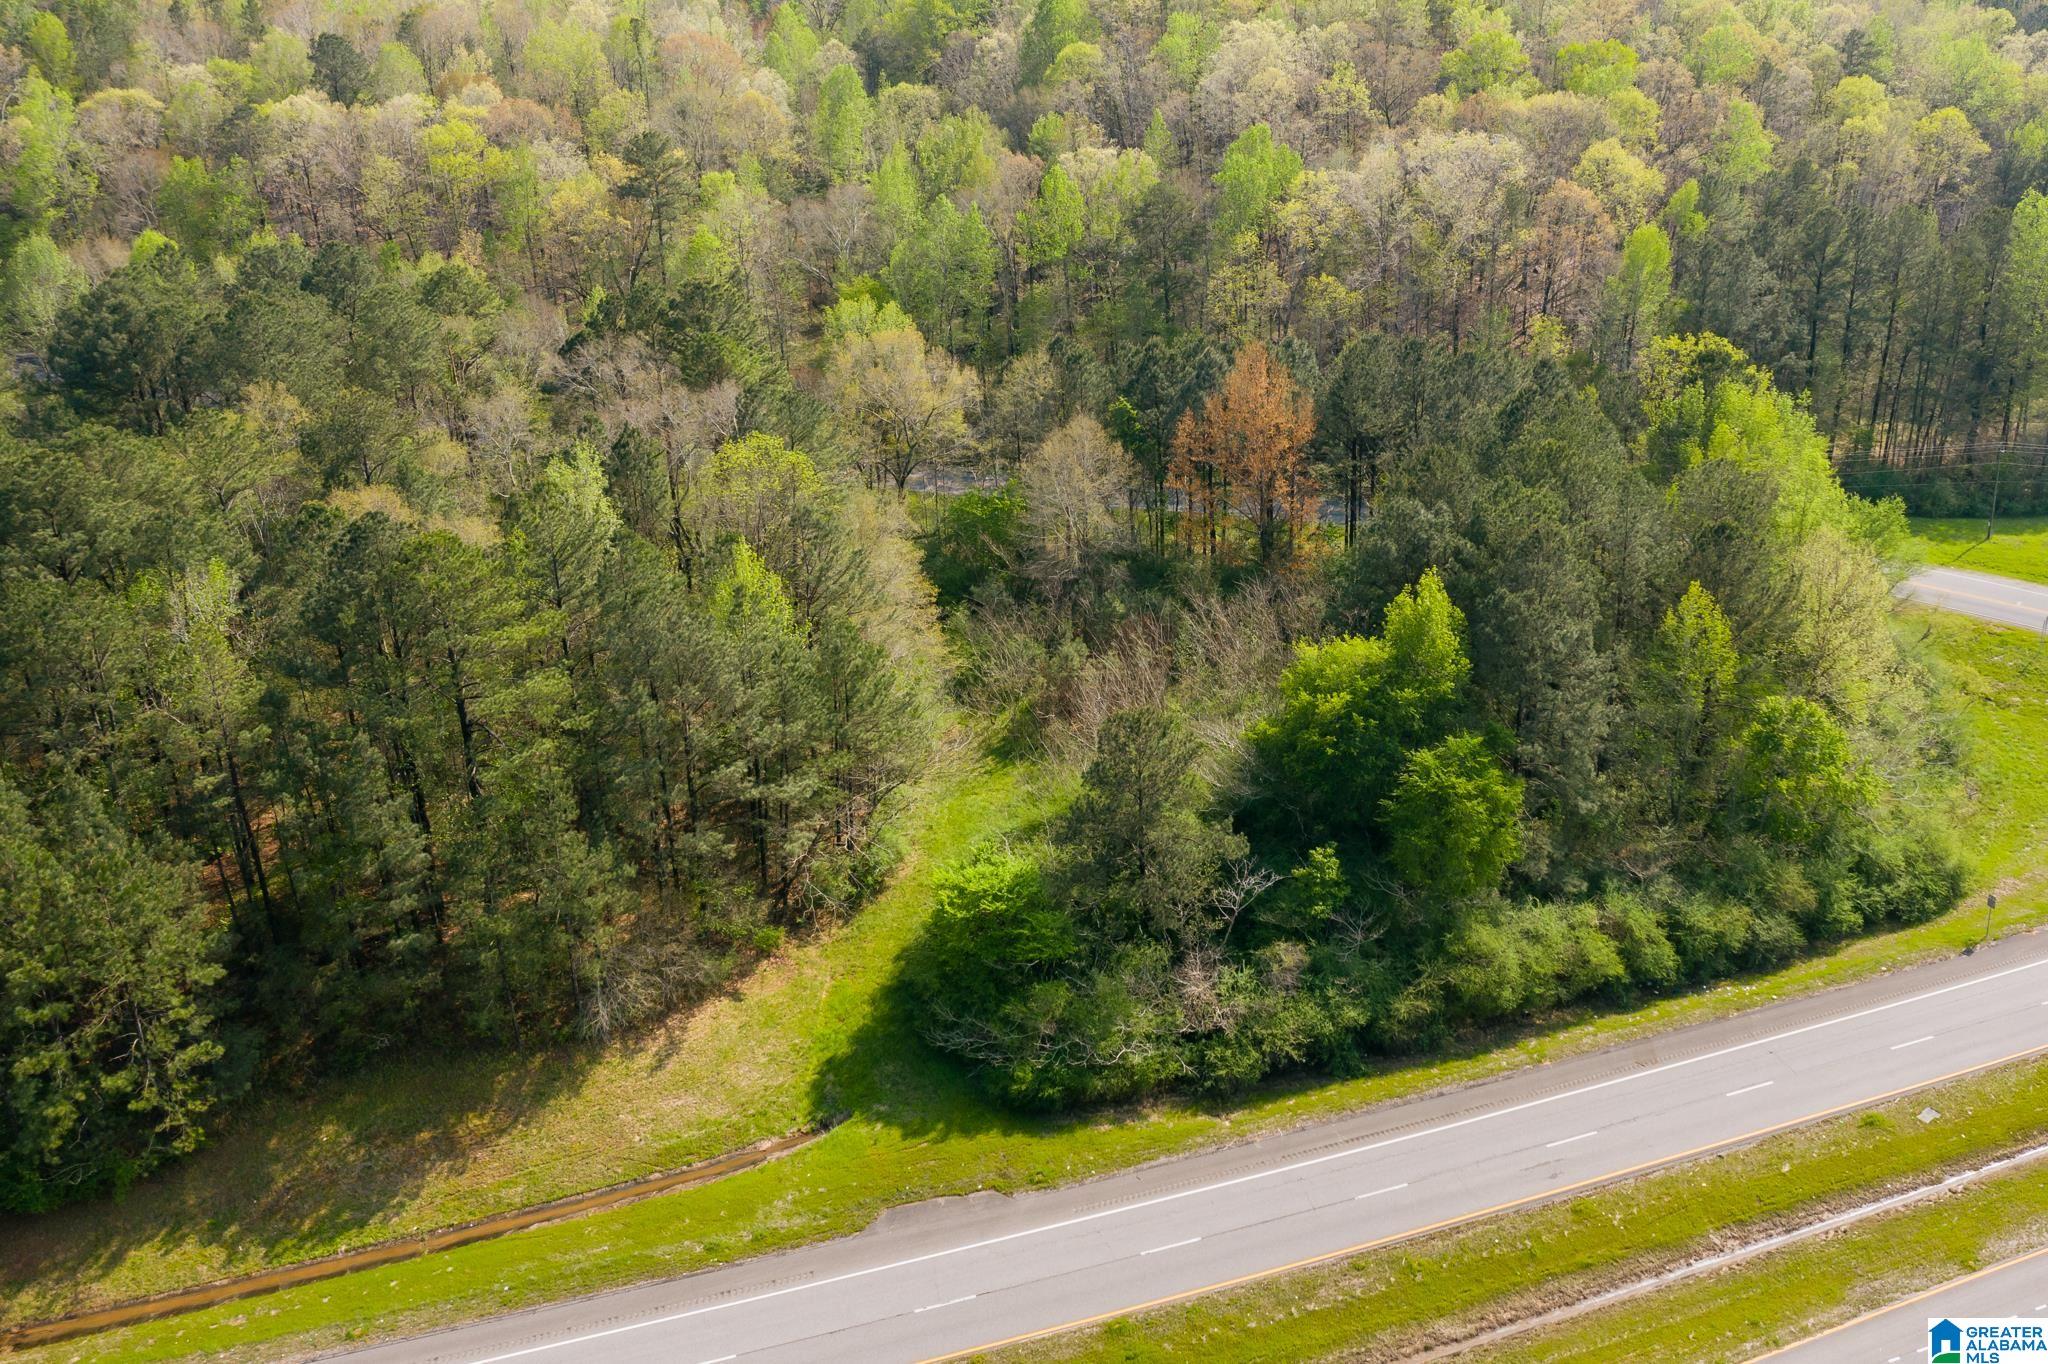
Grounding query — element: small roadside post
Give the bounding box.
[1985,891,1998,948]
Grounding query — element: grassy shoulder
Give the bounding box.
[1915,609,2048,885]
[8,613,2047,1362]
[990,1057,2048,1364]
[0,744,1064,1326]
[1908,515,2048,585]
[1471,1145,2048,1363]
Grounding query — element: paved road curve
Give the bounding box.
[1753,1242,2048,1363]
[339,933,2048,1364]
[1900,565,2048,631]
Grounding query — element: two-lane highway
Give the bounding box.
[341,932,2048,1364]
[1755,1243,2048,1362]
[1900,564,2048,631]
[319,565,2048,1364]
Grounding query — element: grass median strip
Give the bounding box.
[1469,1149,2048,1363]
[984,1055,2048,1364]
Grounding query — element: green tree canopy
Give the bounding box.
[1,773,222,1212]
[1250,568,1470,834]
[1381,732,1524,903]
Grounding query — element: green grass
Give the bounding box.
[1913,609,2048,886]
[1,747,1069,1326]
[992,1058,2048,1364]
[9,614,2048,1363]
[1908,515,2048,585]
[1471,1153,2048,1362]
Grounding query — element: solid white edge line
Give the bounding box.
[1545,1131,1599,1149]
[457,951,2048,1364]
[1892,1035,1936,1050]
[1139,1237,1202,1256]
[1726,1081,1775,1097]
[694,1356,737,1364]
[912,1295,976,1314]
[1355,1183,1410,1200]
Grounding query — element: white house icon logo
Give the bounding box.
[1931,1318,1963,1362]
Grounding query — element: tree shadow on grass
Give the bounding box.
[810,942,1000,1137]
[2,757,1056,1324]
[804,930,1062,1171]
[0,842,923,1325]
[0,1042,593,1324]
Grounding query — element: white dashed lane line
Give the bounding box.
[1139,1238,1201,1256]
[458,955,2048,1364]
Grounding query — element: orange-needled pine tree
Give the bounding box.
[1169,342,1318,564]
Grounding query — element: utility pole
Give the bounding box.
[1987,449,2004,543]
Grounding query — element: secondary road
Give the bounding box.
[340,931,2048,1364]
[1753,1242,2048,1362]
[1900,564,2048,631]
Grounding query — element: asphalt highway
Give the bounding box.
[1900,565,2048,631]
[339,931,2048,1364]
[1754,1242,2048,1362]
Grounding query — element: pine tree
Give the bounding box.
[1,772,223,1211]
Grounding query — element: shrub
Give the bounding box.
[1188,967,1335,1094]
[1442,917,1529,1021]
[1600,892,1681,989]
[1733,696,1873,846]
[921,485,1023,602]
[1665,889,1757,978]
[1554,902,1629,1000]
[1745,905,1807,967]
[1851,821,1967,926]
[913,845,1076,1026]
[994,946,1187,1106]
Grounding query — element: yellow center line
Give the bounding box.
[916,1043,2048,1364]
[1744,1240,2048,1362]
[1910,580,2039,611]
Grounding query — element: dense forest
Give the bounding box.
[912,336,1963,1105]
[1,0,2039,1207]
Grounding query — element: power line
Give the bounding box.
[1834,465,2048,481]
[1831,451,2048,472]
